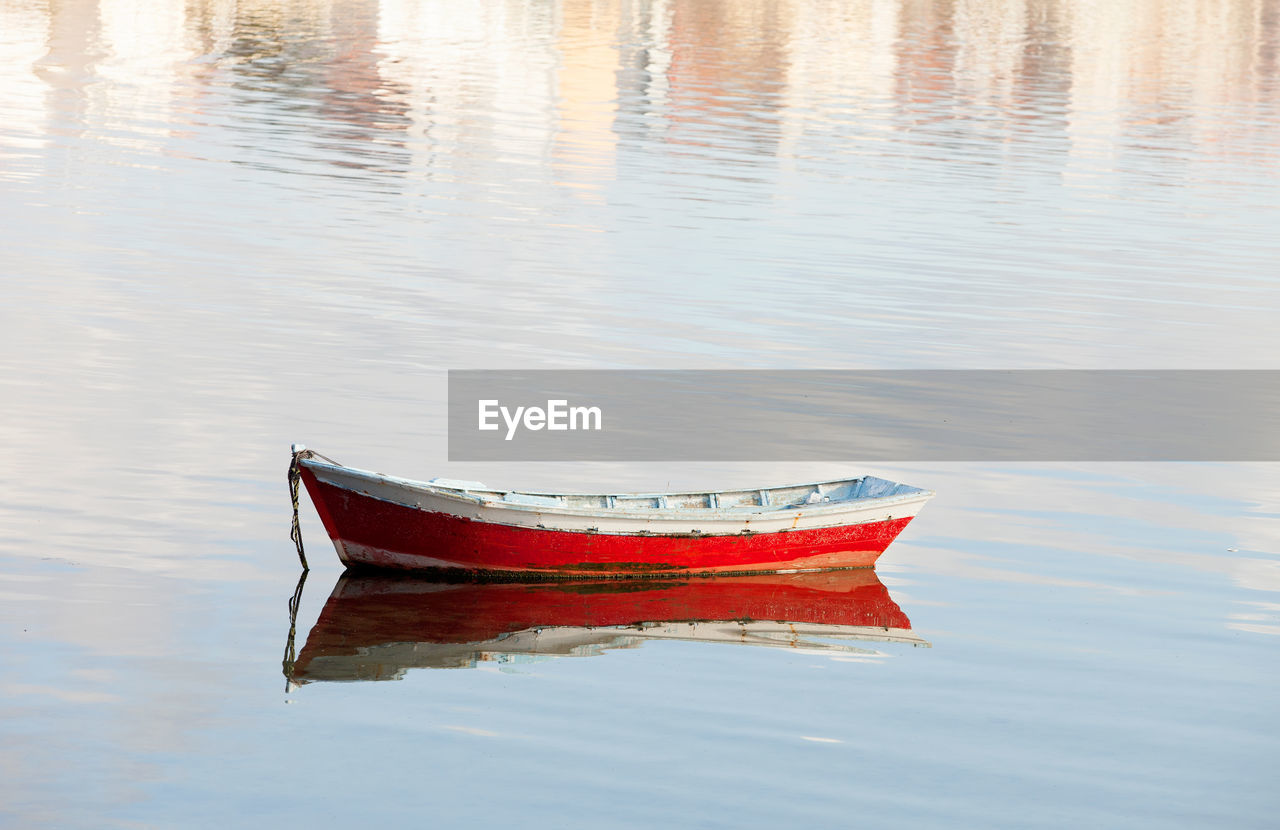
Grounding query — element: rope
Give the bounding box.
[284,444,341,690]
[288,447,312,571]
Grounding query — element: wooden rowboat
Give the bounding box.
[289,570,927,681]
[291,446,932,578]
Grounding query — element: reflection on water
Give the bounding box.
[289,569,925,681]
[5,0,1278,186]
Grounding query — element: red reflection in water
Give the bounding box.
[291,569,918,680]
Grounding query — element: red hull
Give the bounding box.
[300,469,916,576]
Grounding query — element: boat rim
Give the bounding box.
[298,456,935,520]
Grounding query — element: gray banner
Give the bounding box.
[447,370,1280,461]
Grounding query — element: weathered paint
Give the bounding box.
[297,457,931,576]
[291,569,926,680]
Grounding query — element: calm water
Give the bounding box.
[2,0,1279,826]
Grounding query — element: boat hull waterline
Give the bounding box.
[293,449,933,577]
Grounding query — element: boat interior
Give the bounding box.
[425,475,928,511]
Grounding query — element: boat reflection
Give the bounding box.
[289,569,927,682]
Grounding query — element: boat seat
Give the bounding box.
[428,478,489,491]
[502,492,562,508]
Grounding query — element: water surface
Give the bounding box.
[1,0,1278,826]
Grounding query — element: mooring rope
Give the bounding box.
[288,446,312,572]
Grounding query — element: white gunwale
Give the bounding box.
[300,457,934,536]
